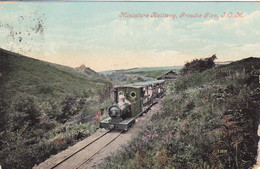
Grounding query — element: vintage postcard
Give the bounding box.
[0,1,259,169]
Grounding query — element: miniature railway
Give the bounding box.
[34,129,122,169]
[34,102,161,169]
[35,79,165,169]
[38,104,159,168]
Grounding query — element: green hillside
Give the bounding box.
[101,57,260,169]
[0,48,112,169]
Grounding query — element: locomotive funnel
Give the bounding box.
[113,89,118,104]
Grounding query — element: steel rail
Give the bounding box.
[50,130,110,169]
[74,131,123,169]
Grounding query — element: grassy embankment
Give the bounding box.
[0,48,112,169]
[101,57,260,169]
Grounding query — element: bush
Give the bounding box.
[12,96,41,128]
[57,95,85,123]
[181,54,217,75]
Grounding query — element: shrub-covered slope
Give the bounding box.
[101,57,260,169]
[0,48,112,169]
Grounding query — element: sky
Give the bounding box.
[0,2,259,71]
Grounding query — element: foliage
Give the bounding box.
[0,49,112,169]
[100,57,260,169]
[181,54,217,75]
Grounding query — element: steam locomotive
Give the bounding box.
[100,80,165,131]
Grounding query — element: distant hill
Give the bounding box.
[123,66,183,73]
[99,66,182,84]
[215,61,232,66]
[0,48,112,169]
[99,66,182,75]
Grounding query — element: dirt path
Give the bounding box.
[79,101,163,169]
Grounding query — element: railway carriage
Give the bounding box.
[100,80,165,130]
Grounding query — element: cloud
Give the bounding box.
[238,43,260,55]
[93,49,186,71]
[188,19,218,28]
[0,2,17,9]
[217,43,260,62]
[188,11,260,30]
[1,3,259,71]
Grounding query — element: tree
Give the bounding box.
[181,54,217,75]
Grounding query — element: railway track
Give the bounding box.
[72,131,122,169]
[33,129,122,169]
[34,102,161,169]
